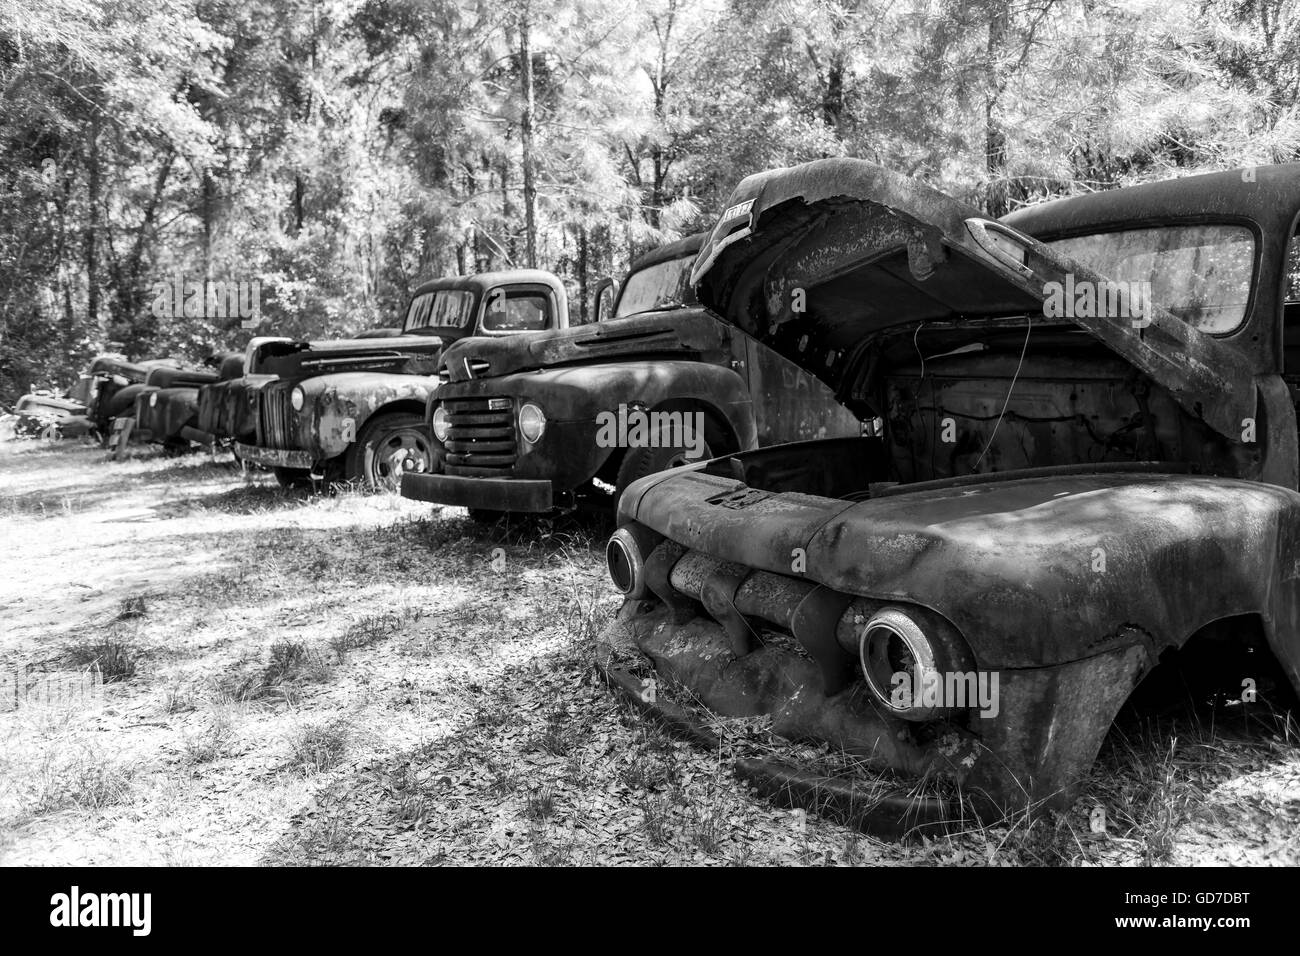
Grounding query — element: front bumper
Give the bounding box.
[233,442,315,470]
[603,596,1147,817]
[400,472,553,512]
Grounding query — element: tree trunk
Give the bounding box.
[85,112,100,332]
[501,155,515,264]
[519,10,538,269]
[984,2,1010,216]
[577,225,589,324]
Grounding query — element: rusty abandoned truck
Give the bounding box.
[400,232,861,518]
[600,158,1300,821]
[83,355,222,445]
[132,353,244,452]
[231,270,569,488]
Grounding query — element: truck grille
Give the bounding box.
[442,396,517,476]
[258,384,299,450]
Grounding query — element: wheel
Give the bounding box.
[615,436,713,499]
[467,508,505,524]
[344,412,433,491]
[273,466,313,488]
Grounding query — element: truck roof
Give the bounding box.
[1002,163,1300,240]
[410,269,564,297]
[628,232,707,273]
[1003,163,1300,369]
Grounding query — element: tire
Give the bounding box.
[273,466,313,488]
[467,508,505,524]
[614,436,713,499]
[344,411,433,491]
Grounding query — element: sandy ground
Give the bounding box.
[1,438,1297,866]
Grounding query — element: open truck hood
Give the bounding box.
[438,308,731,383]
[248,334,444,379]
[691,158,1256,439]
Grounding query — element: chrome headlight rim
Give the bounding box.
[289,386,305,412]
[605,523,662,601]
[858,606,942,718]
[518,402,546,444]
[430,404,451,443]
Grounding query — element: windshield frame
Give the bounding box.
[612,254,696,318]
[1031,215,1263,338]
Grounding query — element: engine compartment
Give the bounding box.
[707,321,1243,498]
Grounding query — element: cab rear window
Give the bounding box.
[482,290,552,332]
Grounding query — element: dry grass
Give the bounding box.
[1,440,1297,866]
[61,637,138,683]
[288,719,351,774]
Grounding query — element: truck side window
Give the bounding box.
[1287,230,1300,305]
[1282,229,1300,379]
[482,291,552,332]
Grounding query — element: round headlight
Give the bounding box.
[431,404,451,443]
[518,403,546,444]
[606,524,662,600]
[148,392,158,407]
[859,607,941,720]
[290,386,305,411]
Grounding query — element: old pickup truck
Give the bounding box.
[600,158,1300,823]
[133,353,244,452]
[400,232,861,519]
[83,355,223,450]
[232,270,569,488]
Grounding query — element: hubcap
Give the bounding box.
[369,428,431,489]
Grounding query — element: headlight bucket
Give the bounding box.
[606,523,664,600]
[518,403,546,444]
[431,404,450,442]
[290,386,305,411]
[853,605,975,722]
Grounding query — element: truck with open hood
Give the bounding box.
[229,270,569,488]
[598,158,1300,825]
[399,232,861,519]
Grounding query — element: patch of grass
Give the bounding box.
[329,611,407,662]
[62,637,137,683]
[638,793,673,846]
[28,753,137,816]
[532,705,582,757]
[113,595,148,621]
[162,685,196,714]
[184,711,237,765]
[485,759,519,796]
[528,830,574,866]
[686,787,728,854]
[522,788,556,822]
[219,640,328,703]
[288,718,350,773]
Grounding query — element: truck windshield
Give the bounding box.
[404,289,479,334]
[481,289,552,332]
[614,255,695,318]
[1047,223,1255,333]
